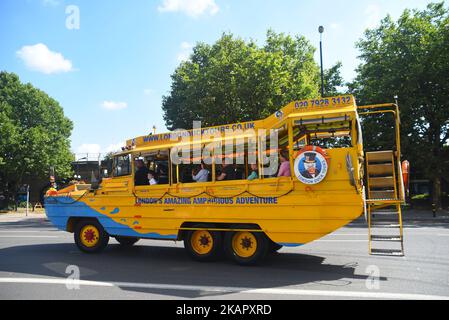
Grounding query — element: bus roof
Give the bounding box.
[123,95,357,152]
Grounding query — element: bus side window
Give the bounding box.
[172,148,212,184]
[113,154,131,177]
[138,150,170,185]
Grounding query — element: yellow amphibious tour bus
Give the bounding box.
[45,95,407,265]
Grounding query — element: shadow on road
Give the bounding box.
[0,241,380,298]
[0,218,54,230]
[347,217,449,229]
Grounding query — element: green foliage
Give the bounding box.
[349,2,449,207]
[0,71,74,192]
[162,30,342,130]
[323,61,345,96]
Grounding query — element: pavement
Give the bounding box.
[0,210,448,300]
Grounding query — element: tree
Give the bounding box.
[323,61,345,96]
[162,30,343,130]
[349,2,449,208]
[0,71,74,200]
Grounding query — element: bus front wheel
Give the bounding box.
[184,227,222,262]
[74,219,109,253]
[224,230,268,265]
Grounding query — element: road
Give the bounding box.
[0,213,449,300]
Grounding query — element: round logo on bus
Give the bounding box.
[294,150,328,184]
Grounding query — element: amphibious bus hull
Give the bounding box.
[45,148,363,249]
[45,192,363,247]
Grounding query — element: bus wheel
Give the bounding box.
[115,236,139,246]
[224,231,268,265]
[270,242,283,253]
[74,219,109,253]
[184,227,222,262]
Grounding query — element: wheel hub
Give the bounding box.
[80,225,99,247]
[191,230,214,255]
[232,231,257,258]
[240,237,253,250]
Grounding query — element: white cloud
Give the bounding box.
[365,4,381,29]
[143,88,153,95]
[105,142,125,153]
[101,101,128,110]
[158,0,219,18]
[177,41,193,62]
[74,142,125,158]
[76,144,101,155]
[16,43,73,74]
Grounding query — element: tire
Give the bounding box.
[74,219,109,253]
[269,241,283,253]
[115,236,139,246]
[184,225,223,262]
[224,229,268,265]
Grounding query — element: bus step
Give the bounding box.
[368,190,396,200]
[371,248,404,256]
[371,221,400,228]
[371,235,402,242]
[367,163,393,176]
[371,209,399,215]
[369,177,395,188]
[366,151,394,163]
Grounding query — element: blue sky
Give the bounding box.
[0,0,434,158]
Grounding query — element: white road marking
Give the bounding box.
[0,236,59,238]
[0,231,57,233]
[326,234,367,236]
[316,240,367,242]
[0,277,447,300]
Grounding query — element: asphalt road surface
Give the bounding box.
[0,213,449,300]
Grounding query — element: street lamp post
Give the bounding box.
[319,26,325,97]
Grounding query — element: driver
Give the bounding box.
[134,159,150,186]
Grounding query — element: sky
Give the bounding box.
[0,0,435,158]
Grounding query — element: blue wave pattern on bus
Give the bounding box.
[278,243,304,247]
[44,197,177,240]
[45,197,303,246]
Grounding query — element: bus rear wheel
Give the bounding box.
[184,227,222,262]
[270,241,283,253]
[115,236,139,246]
[74,219,109,253]
[224,230,268,265]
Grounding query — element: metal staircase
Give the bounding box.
[366,150,404,256]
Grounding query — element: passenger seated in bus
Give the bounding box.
[148,170,158,185]
[247,163,258,180]
[277,150,291,177]
[192,162,209,182]
[134,159,150,186]
[235,165,245,180]
[216,158,236,181]
[156,163,169,184]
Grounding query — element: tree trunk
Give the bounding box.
[432,176,442,210]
